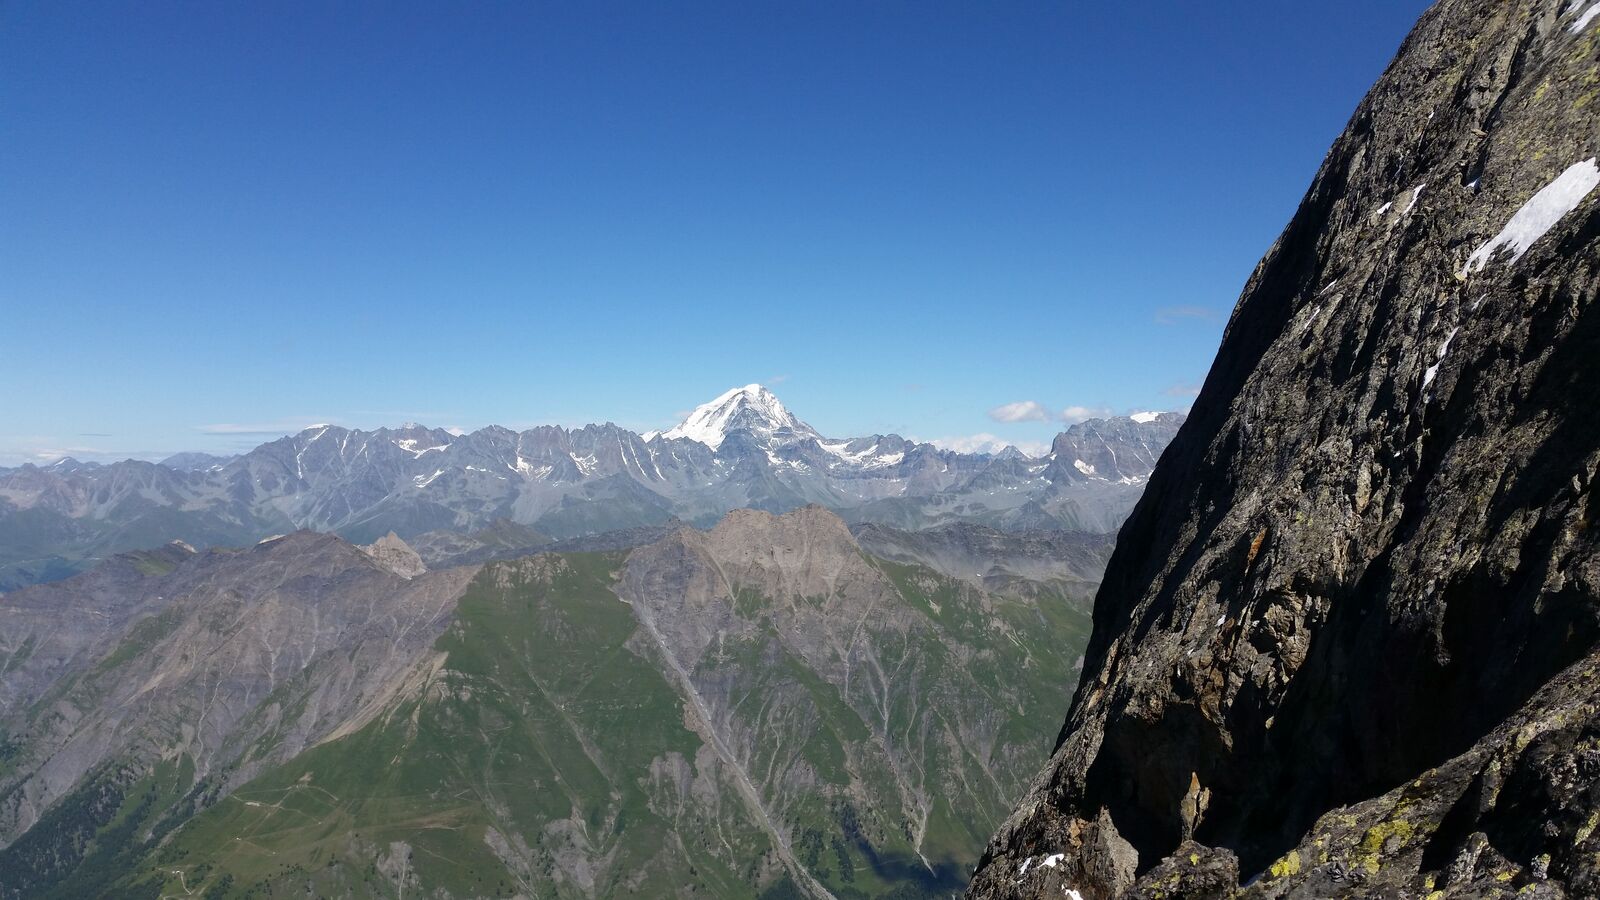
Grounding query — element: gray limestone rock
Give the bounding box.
[359,530,427,578]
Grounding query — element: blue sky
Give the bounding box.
[1,1,1431,464]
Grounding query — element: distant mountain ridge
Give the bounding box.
[0,386,1184,591]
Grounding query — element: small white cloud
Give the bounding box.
[1154,305,1219,325]
[195,419,331,436]
[927,433,1049,457]
[445,426,467,437]
[988,400,1050,423]
[0,440,169,466]
[764,374,791,386]
[928,433,1008,454]
[1164,383,1203,398]
[1060,405,1114,424]
[32,446,106,460]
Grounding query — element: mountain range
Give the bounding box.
[0,385,1183,592]
[16,0,1589,895]
[0,506,1099,899]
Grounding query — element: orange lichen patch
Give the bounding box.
[1246,526,1269,568]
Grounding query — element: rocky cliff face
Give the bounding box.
[969,1,1600,897]
[359,530,428,577]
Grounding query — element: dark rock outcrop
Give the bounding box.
[969,1,1600,897]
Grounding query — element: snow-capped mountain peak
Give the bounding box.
[1,391,1188,570]
[660,384,818,450]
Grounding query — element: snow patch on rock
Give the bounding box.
[1463,159,1600,274]
[1571,1,1600,32]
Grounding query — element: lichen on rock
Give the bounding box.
[968,0,1600,896]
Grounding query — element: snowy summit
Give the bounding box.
[659,384,819,450]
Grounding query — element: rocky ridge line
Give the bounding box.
[968,1,1600,897]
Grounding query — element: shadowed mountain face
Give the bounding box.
[968,1,1600,898]
[852,522,1115,609]
[0,506,1096,899]
[0,388,1184,593]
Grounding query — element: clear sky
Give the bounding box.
[1,1,1432,464]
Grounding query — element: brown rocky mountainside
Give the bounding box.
[0,533,481,848]
[968,1,1600,898]
[0,505,1098,898]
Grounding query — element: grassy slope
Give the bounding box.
[119,552,777,899]
[24,548,1095,899]
[0,754,196,900]
[867,558,1091,889]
